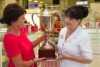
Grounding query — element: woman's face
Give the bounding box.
[65,17,80,30]
[14,15,26,29]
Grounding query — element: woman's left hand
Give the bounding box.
[54,52,70,61]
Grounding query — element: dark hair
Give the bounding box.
[65,5,88,20]
[0,18,4,24]
[3,3,26,26]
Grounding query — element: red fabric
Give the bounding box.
[3,30,37,67]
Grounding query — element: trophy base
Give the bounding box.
[38,47,56,59]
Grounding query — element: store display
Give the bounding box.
[53,13,62,34]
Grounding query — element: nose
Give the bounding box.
[65,17,72,23]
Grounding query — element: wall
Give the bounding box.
[5,0,16,6]
[0,42,2,67]
[66,0,95,8]
[90,3,100,12]
[0,0,5,18]
[67,0,80,7]
[0,0,16,18]
[42,0,53,4]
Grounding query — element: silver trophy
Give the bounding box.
[39,4,56,59]
[40,4,52,49]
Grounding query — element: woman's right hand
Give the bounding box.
[40,32,50,41]
[33,57,47,63]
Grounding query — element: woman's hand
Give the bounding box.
[54,52,70,61]
[33,57,47,63]
[54,53,92,63]
[40,32,50,41]
[32,32,50,48]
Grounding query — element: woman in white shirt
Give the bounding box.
[48,5,92,67]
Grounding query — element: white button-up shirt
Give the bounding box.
[57,26,92,67]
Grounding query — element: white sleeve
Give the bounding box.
[79,34,93,60]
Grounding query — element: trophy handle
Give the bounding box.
[31,13,39,27]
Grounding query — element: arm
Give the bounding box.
[67,55,92,63]
[31,34,46,48]
[12,54,33,67]
[12,54,46,67]
[32,31,51,48]
[56,53,92,63]
[48,41,58,52]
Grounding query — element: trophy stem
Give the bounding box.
[44,40,51,49]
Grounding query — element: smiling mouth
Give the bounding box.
[67,24,71,26]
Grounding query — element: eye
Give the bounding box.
[24,21,27,23]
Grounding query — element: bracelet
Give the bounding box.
[32,59,34,66]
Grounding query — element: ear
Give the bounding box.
[11,20,17,25]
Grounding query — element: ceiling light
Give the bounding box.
[28,0,32,1]
[40,1,43,4]
[34,0,38,3]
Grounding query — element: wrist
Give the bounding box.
[40,35,44,41]
[33,59,36,63]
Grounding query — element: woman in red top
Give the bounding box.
[3,3,46,67]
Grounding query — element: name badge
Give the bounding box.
[60,35,63,39]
